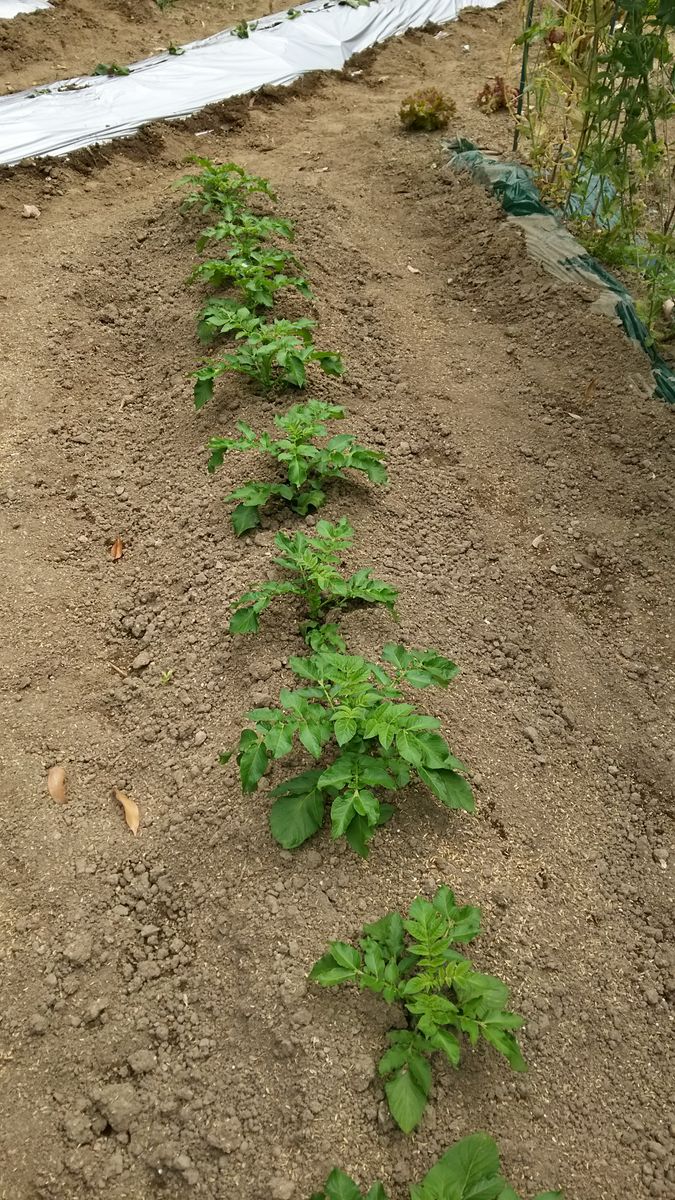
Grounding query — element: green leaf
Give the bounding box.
[283,354,307,387]
[324,1170,363,1200]
[365,1185,389,1200]
[263,723,296,759]
[407,993,460,1034]
[396,729,428,767]
[334,716,358,746]
[330,791,356,838]
[362,912,405,958]
[416,1133,502,1200]
[231,503,260,537]
[429,1028,461,1066]
[329,942,362,971]
[309,963,360,987]
[318,755,356,790]
[359,758,398,789]
[194,376,214,409]
[353,788,380,825]
[239,739,268,793]
[269,770,325,848]
[382,645,459,689]
[229,606,260,634]
[431,887,482,943]
[417,767,475,812]
[481,1026,527,1073]
[384,1066,429,1134]
[344,813,374,858]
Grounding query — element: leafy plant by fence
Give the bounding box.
[516,0,675,336]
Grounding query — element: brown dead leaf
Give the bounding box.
[407,264,421,274]
[48,765,67,804]
[110,536,124,561]
[114,788,140,835]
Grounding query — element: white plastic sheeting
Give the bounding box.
[0,0,501,166]
[0,0,50,17]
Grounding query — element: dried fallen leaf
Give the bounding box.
[114,788,140,835]
[48,765,67,804]
[531,534,545,549]
[407,265,421,274]
[22,204,41,219]
[110,536,124,561]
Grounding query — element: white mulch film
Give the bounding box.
[0,0,502,165]
[0,0,50,17]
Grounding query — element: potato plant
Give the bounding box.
[192,248,312,315]
[310,1133,561,1200]
[176,158,275,217]
[222,645,474,857]
[193,315,343,403]
[311,888,525,1132]
[196,213,295,254]
[207,400,387,534]
[229,517,398,637]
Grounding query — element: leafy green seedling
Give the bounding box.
[168,42,185,56]
[194,316,343,402]
[232,19,257,38]
[93,62,130,76]
[311,887,525,1133]
[222,643,473,857]
[309,1133,562,1200]
[176,158,275,217]
[229,518,398,637]
[196,213,295,254]
[207,399,387,534]
[192,246,312,313]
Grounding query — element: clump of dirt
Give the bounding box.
[0,9,673,1200]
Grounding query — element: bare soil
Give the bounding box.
[0,6,673,1200]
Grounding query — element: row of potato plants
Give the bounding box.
[176,157,561,1196]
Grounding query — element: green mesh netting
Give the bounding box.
[446,138,675,405]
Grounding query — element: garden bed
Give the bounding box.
[0,7,673,1200]
[0,0,278,93]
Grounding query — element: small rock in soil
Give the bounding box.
[131,650,152,671]
[83,997,109,1024]
[269,1177,295,1200]
[63,932,93,966]
[128,1049,156,1074]
[93,1083,140,1133]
